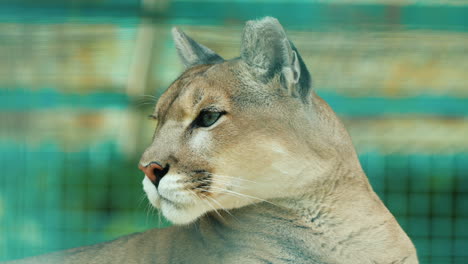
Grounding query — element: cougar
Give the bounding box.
[7,17,418,264]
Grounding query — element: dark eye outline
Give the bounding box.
[193,110,226,128]
[147,114,158,121]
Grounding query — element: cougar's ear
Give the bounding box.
[171,27,224,68]
[240,17,311,100]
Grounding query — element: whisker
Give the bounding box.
[204,199,226,222]
[133,102,157,108]
[134,97,157,104]
[191,179,247,189]
[138,194,148,209]
[203,186,278,206]
[141,194,164,227]
[187,189,226,222]
[145,202,152,225]
[138,94,158,100]
[157,206,163,228]
[194,188,264,207]
[203,195,240,223]
[211,174,260,184]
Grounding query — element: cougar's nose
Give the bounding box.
[138,161,169,188]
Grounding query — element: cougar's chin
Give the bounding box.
[160,200,207,225]
[142,175,207,225]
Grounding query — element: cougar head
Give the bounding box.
[139,17,351,224]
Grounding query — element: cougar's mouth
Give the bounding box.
[143,167,245,224]
[159,195,187,210]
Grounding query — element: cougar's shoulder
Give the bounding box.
[4,227,194,264]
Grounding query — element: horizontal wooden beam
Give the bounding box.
[0,1,466,32]
[1,89,468,117]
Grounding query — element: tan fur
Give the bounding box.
[7,18,418,264]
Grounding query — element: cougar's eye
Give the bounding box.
[147,114,157,121]
[194,111,223,128]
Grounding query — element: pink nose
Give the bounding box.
[138,162,164,183]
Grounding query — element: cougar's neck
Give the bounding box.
[196,161,384,241]
[191,165,395,264]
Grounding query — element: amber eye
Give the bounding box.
[194,111,224,128]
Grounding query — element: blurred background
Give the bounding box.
[0,0,467,263]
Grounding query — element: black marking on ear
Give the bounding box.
[290,42,312,101]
